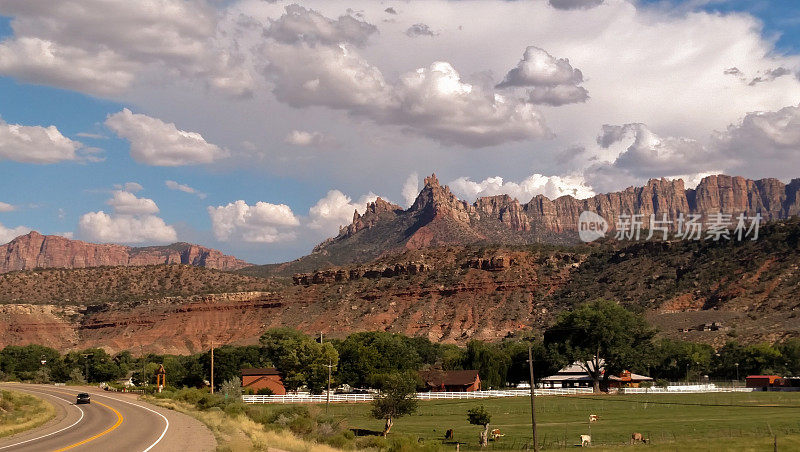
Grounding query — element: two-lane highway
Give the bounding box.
[0,384,215,451]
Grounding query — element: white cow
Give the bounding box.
[580,435,591,447]
[589,414,599,423]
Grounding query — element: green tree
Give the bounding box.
[335,331,423,388]
[0,345,64,381]
[778,339,800,376]
[544,300,655,393]
[259,328,338,393]
[464,341,511,389]
[467,405,492,447]
[652,339,714,381]
[370,372,418,436]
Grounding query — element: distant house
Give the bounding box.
[542,361,652,389]
[746,375,782,388]
[241,368,286,395]
[419,369,481,392]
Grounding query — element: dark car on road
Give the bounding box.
[76,393,91,404]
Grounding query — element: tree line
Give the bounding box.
[1,301,798,391]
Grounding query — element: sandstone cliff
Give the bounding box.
[243,173,800,277]
[0,232,250,273]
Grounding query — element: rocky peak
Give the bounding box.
[339,197,403,238]
[410,173,471,223]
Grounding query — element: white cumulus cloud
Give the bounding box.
[78,212,177,244]
[0,202,16,212]
[105,109,226,166]
[308,190,380,234]
[208,200,299,243]
[78,187,176,243]
[449,173,595,202]
[0,0,253,97]
[106,190,160,215]
[0,222,30,244]
[0,117,83,164]
[401,173,420,208]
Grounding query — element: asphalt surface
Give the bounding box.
[0,384,215,452]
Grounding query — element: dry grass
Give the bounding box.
[146,397,341,452]
[0,389,56,438]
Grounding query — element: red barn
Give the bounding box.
[241,368,286,395]
[746,375,782,388]
[419,370,481,392]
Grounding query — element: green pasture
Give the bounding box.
[297,392,800,450]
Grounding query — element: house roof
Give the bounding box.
[241,367,281,376]
[420,370,480,387]
[542,361,651,381]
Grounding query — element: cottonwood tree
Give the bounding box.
[467,405,492,447]
[370,372,418,436]
[259,329,339,393]
[544,300,654,393]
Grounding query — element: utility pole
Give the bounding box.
[81,353,93,384]
[140,345,146,387]
[528,346,539,452]
[325,359,334,413]
[210,341,215,394]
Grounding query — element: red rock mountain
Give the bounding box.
[0,232,250,273]
[245,173,800,276]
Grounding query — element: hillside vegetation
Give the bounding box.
[0,264,272,305]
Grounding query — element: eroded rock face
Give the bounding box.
[318,174,800,257]
[0,232,250,273]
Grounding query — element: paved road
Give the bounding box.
[0,384,215,452]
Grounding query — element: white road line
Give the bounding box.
[0,389,85,451]
[54,388,170,452]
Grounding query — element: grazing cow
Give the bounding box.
[589,414,599,423]
[445,429,454,440]
[630,432,648,444]
[491,429,505,440]
[580,435,591,447]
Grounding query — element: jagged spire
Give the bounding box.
[423,173,440,188]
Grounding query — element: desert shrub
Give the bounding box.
[325,430,356,449]
[223,402,248,416]
[355,436,388,449]
[387,436,443,452]
[196,393,225,410]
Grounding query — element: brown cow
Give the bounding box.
[630,432,648,444]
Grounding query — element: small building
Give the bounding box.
[542,361,652,389]
[746,375,782,388]
[419,369,481,392]
[241,368,286,395]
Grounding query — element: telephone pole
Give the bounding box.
[325,360,334,413]
[528,346,539,452]
[210,341,215,394]
[140,345,146,387]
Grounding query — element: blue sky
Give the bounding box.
[1,0,799,264]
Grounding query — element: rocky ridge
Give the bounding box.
[244,173,800,277]
[0,232,251,273]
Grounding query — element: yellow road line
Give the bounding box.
[42,390,124,452]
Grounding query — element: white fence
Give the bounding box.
[242,384,756,404]
[243,388,593,404]
[622,384,755,394]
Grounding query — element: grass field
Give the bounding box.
[304,392,800,450]
[0,389,55,438]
